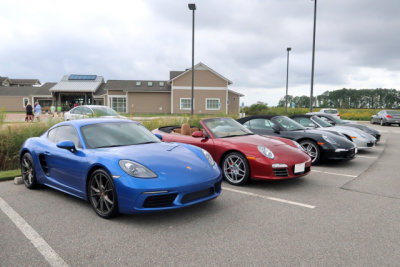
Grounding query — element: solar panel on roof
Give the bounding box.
[69,75,97,80]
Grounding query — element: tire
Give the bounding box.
[222,152,250,186]
[21,153,38,189]
[370,118,374,124]
[88,169,119,219]
[380,119,386,126]
[299,140,321,164]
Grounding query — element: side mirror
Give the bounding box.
[192,131,205,138]
[56,140,76,152]
[272,125,280,133]
[154,133,163,141]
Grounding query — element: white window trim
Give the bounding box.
[180,98,194,110]
[205,98,221,110]
[108,95,127,113]
[22,97,29,107]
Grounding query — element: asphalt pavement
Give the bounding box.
[1,123,400,266]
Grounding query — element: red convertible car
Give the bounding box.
[152,118,311,185]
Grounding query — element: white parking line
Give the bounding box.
[356,155,378,159]
[312,170,357,178]
[0,197,69,267]
[222,186,316,209]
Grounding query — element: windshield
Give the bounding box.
[323,109,338,114]
[91,107,119,117]
[203,118,253,138]
[312,116,333,127]
[272,116,306,131]
[81,122,161,148]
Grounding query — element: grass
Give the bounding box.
[0,169,20,181]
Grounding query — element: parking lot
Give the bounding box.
[1,123,400,266]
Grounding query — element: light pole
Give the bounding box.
[310,0,317,112]
[285,47,291,115]
[188,3,196,116]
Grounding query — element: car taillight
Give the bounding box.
[337,113,340,117]
[386,115,393,118]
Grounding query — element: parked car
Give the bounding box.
[64,105,125,120]
[237,115,357,164]
[370,110,400,126]
[20,119,222,218]
[290,114,376,150]
[308,113,381,142]
[153,117,312,186]
[318,108,340,118]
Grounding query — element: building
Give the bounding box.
[0,77,41,87]
[0,62,243,114]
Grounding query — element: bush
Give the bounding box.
[0,108,5,125]
[0,120,59,171]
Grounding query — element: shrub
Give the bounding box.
[0,108,5,125]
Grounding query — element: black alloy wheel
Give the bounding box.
[88,169,119,219]
[21,153,38,189]
[299,140,321,164]
[222,152,250,186]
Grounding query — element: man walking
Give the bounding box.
[34,102,41,122]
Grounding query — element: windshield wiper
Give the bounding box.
[95,144,127,148]
[221,133,254,138]
[137,141,158,145]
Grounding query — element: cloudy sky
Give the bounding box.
[1,0,399,106]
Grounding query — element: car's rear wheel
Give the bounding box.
[222,152,250,186]
[21,153,38,189]
[88,169,119,219]
[299,140,321,164]
[380,119,386,126]
[370,118,374,124]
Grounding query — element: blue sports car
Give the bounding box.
[20,119,222,218]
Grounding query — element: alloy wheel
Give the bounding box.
[21,153,37,188]
[223,153,249,185]
[89,170,118,218]
[300,141,320,164]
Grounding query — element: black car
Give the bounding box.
[237,115,357,164]
[308,112,381,142]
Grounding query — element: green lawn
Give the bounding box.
[0,169,20,181]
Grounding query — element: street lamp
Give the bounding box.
[285,47,291,115]
[310,0,317,112]
[188,3,196,116]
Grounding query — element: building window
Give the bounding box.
[136,81,141,86]
[159,81,165,86]
[23,97,29,107]
[110,97,126,113]
[148,82,153,86]
[180,98,192,110]
[206,98,220,110]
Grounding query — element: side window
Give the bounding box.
[319,116,332,123]
[249,119,273,130]
[47,125,81,148]
[74,107,83,115]
[294,118,315,127]
[243,121,250,128]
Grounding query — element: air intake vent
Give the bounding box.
[143,194,177,208]
[273,168,289,177]
[181,188,214,204]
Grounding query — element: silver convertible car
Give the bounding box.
[291,114,376,150]
[371,110,400,126]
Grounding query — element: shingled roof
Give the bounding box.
[0,83,55,96]
[105,80,171,92]
[8,79,41,86]
[50,75,104,93]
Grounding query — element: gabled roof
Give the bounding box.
[8,79,41,86]
[50,75,104,92]
[0,77,9,82]
[0,83,55,96]
[169,62,233,85]
[228,89,244,97]
[105,80,171,92]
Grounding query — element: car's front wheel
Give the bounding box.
[21,153,38,189]
[222,152,250,186]
[380,119,386,126]
[299,140,321,164]
[88,169,119,219]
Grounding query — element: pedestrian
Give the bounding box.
[34,102,41,122]
[25,103,33,123]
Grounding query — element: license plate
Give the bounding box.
[294,163,305,174]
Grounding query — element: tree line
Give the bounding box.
[277,88,400,109]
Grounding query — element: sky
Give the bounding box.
[1,0,399,106]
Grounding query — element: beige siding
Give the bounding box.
[173,70,227,87]
[127,92,171,114]
[173,89,226,114]
[228,91,240,115]
[0,96,28,112]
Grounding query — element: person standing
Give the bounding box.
[26,103,33,123]
[34,102,41,122]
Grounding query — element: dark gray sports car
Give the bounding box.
[237,115,357,164]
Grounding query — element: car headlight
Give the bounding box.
[257,145,275,159]
[119,160,157,178]
[322,134,337,144]
[202,149,215,166]
[292,140,305,151]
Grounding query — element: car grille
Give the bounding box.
[181,187,215,204]
[143,193,178,208]
[273,168,289,177]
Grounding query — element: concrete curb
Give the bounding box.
[14,176,23,185]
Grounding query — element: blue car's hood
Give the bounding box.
[98,142,217,180]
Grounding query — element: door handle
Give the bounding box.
[44,151,51,156]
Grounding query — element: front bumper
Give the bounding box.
[323,147,357,160]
